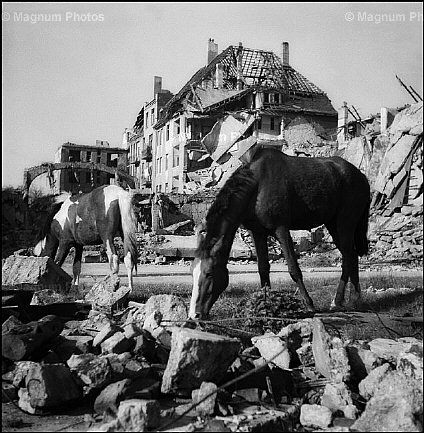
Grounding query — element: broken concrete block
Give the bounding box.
[67,353,112,395]
[346,342,383,382]
[117,399,160,431]
[2,315,64,361]
[368,337,419,364]
[24,363,82,408]
[18,388,41,415]
[64,335,94,353]
[397,342,423,381]
[94,379,132,414]
[150,326,172,348]
[101,332,134,354]
[52,335,94,362]
[102,352,132,378]
[93,322,122,347]
[30,289,71,305]
[123,322,143,339]
[143,310,163,334]
[251,332,291,369]
[1,255,72,288]
[144,294,188,323]
[321,382,357,419]
[296,342,314,367]
[12,361,39,388]
[86,285,131,315]
[192,381,218,416]
[358,363,392,400]
[161,328,241,395]
[232,388,261,403]
[312,318,350,383]
[352,371,423,432]
[300,404,332,429]
[2,315,24,334]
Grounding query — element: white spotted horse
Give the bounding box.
[34,185,138,291]
[189,147,371,320]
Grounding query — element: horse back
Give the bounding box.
[248,148,369,229]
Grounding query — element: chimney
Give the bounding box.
[215,63,224,89]
[207,38,218,65]
[154,76,162,97]
[237,42,244,90]
[281,42,289,66]
[337,101,348,147]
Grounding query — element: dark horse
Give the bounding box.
[34,185,138,290]
[189,147,370,319]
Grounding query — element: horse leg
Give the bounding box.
[72,244,83,287]
[250,229,271,297]
[105,238,119,276]
[275,226,314,312]
[326,223,347,310]
[333,227,361,311]
[55,241,71,267]
[123,250,134,293]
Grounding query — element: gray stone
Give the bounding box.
[144,294,188,323]
[1,255,72,288]
[93,321,122,347]
[18,388,40,414]
[300,404,332,429]
[397,342,423,381]
[117,399,160,431]
[67,353,112,395]
[143,310,163,334]
[192,382,218,416]
[296,342,314,367]
[30,289,71,305]
[321,382,357,419]
[12,361,39,388]
[24,363,82,408]
[2,315,24,334]
[161,328,241,395]
[123,322,143,339]
[368,338,419,363]
[101,332,134,354]
[312,318,350,383]
[359,363,392,400]
[251,332,291,369]
[353,371,423,432]
[346,343,383,382]
[94,379,132,414]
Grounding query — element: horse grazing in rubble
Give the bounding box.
[189,147,371,320]
[34,185,138,291]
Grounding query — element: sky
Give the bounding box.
[2,2,423,188]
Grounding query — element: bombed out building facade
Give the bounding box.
[127,40,338,194]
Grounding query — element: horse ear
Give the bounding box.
[210,235,225,257]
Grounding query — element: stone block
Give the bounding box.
[30,289,71,305]
[192,381,218,416]
[67,353,112,395]
[346,343,383,382]
[161,328,241,395]
[300,404,332,429]
[1,255,72,289]
[144,294,188,323]
[117,399,160,430]
[143,310,163,334]
[93,322,122,347]
[251,333,291,369]
[101,332,134,354]
[312,318,350,383]
[321,382,357,419]
[94,379,132,414]
[24,363,82,408]
[397,342,423,381]
[353,371,423,432]
[368,337,420,363]
[359,363,392,400]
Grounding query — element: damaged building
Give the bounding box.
[130,39,338,194]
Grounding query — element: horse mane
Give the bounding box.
[196,165,258,258]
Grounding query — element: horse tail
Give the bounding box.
[355,195,371,257]
[118,189,138,274]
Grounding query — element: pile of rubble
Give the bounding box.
[2,258,422,432]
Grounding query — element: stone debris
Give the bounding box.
[2,281,422,433]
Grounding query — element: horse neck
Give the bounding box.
[206,217,240,265]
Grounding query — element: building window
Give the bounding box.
[165,154,168,171]
[274,93,280,104]
[270,117,275,130]
[145,111,149,127]
[257,118,262,130]
[151,108,155,124]
[166,124,170,141]
[97,150,101,163]
[264,93,269,104]
[175,118,181,135]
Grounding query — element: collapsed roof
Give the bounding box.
[155,44,333,128]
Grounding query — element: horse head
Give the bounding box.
[189,222,229,320]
